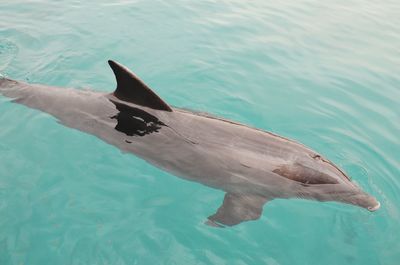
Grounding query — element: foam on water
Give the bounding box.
[0,1,399,264]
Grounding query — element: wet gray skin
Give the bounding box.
[0,60,380,227]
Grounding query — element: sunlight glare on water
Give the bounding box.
[0,1,399,264]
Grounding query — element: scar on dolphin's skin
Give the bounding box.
[110,100,166,137]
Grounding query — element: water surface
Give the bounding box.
[0,1,399,264]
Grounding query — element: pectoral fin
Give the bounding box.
[207,193,269,227]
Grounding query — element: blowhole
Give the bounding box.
[312,154,322,160]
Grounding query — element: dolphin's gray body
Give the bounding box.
[0,60,380,226]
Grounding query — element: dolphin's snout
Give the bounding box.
[367,201,381,212]
[343,191,381,212]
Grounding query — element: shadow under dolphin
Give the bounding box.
[0,60,380,227]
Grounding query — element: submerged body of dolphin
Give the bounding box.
[0,60,380,226]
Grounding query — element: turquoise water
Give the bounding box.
[0,0,399,264]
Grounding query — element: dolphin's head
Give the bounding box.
[274,152,381,211]
[307,154,381,212]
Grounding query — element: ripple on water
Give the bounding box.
[0,0,400,264]
[0,39,18,75]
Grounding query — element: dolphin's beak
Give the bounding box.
[344,191,381,212]
[367,201,381,212]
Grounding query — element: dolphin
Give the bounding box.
[0,60,380,226]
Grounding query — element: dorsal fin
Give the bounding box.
[108,60,172,112]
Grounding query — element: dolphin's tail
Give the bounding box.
[0,78,43,108]
[0,77,73,117]
[0,78,25,99]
